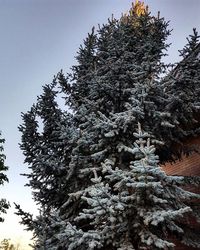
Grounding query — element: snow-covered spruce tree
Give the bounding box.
[68,3,173,133]
[16,1,200,249]
[0,132,9,222]
[58,124,200,250]
[57,3,176,201]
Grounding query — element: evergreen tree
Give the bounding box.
[163,28,200,158]
[179,28,200,58]
[0,238,21,250]
[19,81,78,209]
[16,81,79,248]
[0,132,9,222]
[55,124,200,250]
[16,1,200,249]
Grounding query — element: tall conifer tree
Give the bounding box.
[16,1,200,249]
[163,28,200,157]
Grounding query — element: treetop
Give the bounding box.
[121,0,149,24]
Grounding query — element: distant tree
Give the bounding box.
[0,239,18,250]
[0,133,9,222]
[16,1,200,249]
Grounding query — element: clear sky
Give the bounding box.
[0,0,200,248]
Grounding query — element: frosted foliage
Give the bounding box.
[63,124,200,249]
[16,7,200,250]
[117,239,135,250]
[59,223,102,250]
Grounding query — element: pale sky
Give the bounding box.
[0,0,200,248]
